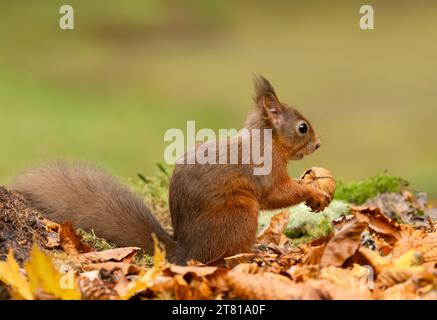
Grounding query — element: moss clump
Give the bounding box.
[76,228,115,251]
[334,172,409,205]
[284,216,333,245]
[134,253,154,267]
[259,200,350,244]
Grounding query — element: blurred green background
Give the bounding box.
[0,1,436,197]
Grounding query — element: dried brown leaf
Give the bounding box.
[320,218,367,267]
[256,210,289,246]
[302,244,326,266]
[45,233,60,249]
[165,265,220,278]
[42,218,60,233]
[352,206,401,244]
[357,247,387,274]
[59,221,94,255]
[79,247,140,264]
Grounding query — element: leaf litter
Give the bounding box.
[1,183,437,300]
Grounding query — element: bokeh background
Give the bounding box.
[0,1,436,197]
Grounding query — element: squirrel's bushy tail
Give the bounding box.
[11,161,175,255]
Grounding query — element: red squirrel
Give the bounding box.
[12,75,331,264]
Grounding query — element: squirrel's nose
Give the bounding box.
[315,142,321,150]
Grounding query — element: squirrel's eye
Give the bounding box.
[297,122,308,135]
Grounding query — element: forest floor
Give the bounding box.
[1,170,437,300]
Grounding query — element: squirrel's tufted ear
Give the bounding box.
[253,74,283,128]
[253,74,282,111]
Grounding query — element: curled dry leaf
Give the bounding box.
[43,218,61,249]
[332,214,354,230]
[165,265,220,278]
[120,235,166,299]
[59,221,94,255]
[42,218,60,233]
[356,247,387,274]
[320,217,368,267]
[79,247,140,264]
[302,244,326,266]
[256,210,289,246]
[352,206,401,245]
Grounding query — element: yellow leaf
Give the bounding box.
[121,234,165,299]
[0,250,33,300]
[24,244,81,300]
[393,249,422,268]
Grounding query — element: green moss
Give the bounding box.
[258,173,411,244]
[259,200,350,244]
[76,228,115,251]
[334,172,409,205]
[134,253,154,267]
[284,216,333,245]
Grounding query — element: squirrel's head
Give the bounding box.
[245,75,321,160]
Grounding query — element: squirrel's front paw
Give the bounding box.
[305,188,331,212]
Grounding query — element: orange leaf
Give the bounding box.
[320,217,367,267]
[59,222,94,254]
[79,247,140,264]
[256,210,289,246]
[352,206,401,245]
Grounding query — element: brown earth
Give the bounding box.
[0,186,47,264]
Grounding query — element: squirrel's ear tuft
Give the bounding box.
[253,74,277,103]
[253,75,282,127]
